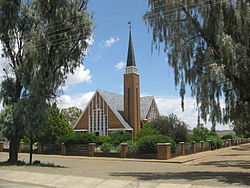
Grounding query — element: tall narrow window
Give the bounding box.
[88,95,108,136]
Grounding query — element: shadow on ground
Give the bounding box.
[232,145,250,151]
[0,160,66,168]
[196,160,250,169]
[111,171,250,186]
[218,154,250,157]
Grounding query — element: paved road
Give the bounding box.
[0,143,249,187]
[0,180,46,188]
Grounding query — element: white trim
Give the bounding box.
[75,129,88,132]
[108,128,126,131]
[125,66,138,75]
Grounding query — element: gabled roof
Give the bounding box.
[140,96,154,120]
[74,89,157,130]
[98,90,154,123]
[97,90,132,130]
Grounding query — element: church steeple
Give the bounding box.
[126,30,136,67]
[125,24,138,75]
[124,23,141,140]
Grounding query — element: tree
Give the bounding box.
[232,120,250,138]
[136,126,159,140]
[61,107,82,126]
[191,125,210,142]
[38,103,74,145]
[150,114,189,142]
[144,0,250,128]
[0,0,92,162]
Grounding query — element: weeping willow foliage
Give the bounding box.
[144,0,250,127]
[0,0,92,161]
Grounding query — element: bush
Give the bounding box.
[125,141,139,153]
[100,142,113,152]
[96,136,111,146]
[221,134,235,140]
[191,125,209,142]
[110,131,132,146]
[206,136,222,150]
[137,135,176,153]
[150,114,189,142]
[62,133,96,146]
[136,127,159,140]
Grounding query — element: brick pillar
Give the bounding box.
[200,141,204,152]
[89,143,96,157]
[61,143,67,155]
[208,140,212,150]
[180,142,185,156]
[191,141,196,153]
[0,142,4,152]
[19,142,24,153]
[157,143,171,160]
[227,139,231,147]
[120,144,128,158]
[37,144,43,154]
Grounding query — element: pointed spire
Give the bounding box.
[126,22,136,67]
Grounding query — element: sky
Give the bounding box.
[0,0,231,130]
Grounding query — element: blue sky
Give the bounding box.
[0,0,231,130]
[65,0,178,97]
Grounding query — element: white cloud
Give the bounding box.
[115,61,126,70]
[65,64,92,85]
[57,91,95,109]
[105,36,119,47]
[155,96,231,130]
[86,35,94,46]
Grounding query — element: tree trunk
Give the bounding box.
[8,137,20,162]
[29,136,33,164]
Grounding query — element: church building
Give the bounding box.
[74,29,160,139]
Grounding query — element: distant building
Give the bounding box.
[74,29,160,139]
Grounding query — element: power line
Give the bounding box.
[0,0,215,42]
[33,0,225,50]
[0,0,172,42]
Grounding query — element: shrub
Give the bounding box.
[125,141,139,153]
[206,136,222,150]
[221,134,235,140]
[96,136,111,146]
[100,142,113,152]
[191,125,209,142]
[142,122,152,128]
[62,133,96,146]
[137,135,176,153]
[136,127,159,140]
[150,114,189,142]
[110,131,132,146]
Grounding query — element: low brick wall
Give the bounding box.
[1,139,249,161]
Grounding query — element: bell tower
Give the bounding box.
[124,24,140,140]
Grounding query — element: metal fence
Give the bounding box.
[68,144,89,153]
